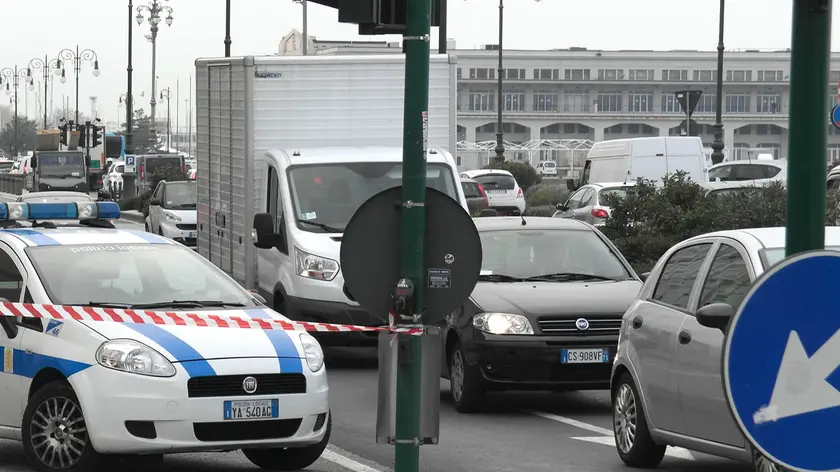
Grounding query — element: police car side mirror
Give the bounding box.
[696,303,734,332]
[249,290,267,305]
[556,203,568,212]
[640,272,650,281]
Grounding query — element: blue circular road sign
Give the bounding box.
[724,251,840,472]
[831,104,840,129]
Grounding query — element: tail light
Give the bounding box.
[183,164,188,174]
[591,208,609,219]
[97,179,102,185]
[140,164,145,180]
[477,184,489,204]
[516,188,523,199]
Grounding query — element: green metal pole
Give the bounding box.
[395,0,431,470]
[786,0,832,256]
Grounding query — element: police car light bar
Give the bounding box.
[0,202,121,221]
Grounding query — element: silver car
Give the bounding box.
[609,227,840,471]
[553,182,632,226]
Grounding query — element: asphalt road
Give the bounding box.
[0,193,756,471]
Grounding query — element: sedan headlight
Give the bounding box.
[95,339,176,377]
[299,332,325,372]
[295,247,339,281]
[473,312,534,335]
[164,211,182,222]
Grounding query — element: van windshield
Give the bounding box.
[287,162,459,233]
[38,153,85,178]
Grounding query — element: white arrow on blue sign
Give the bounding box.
[724,250,840,472]
[831,104,840,129]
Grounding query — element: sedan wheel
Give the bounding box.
[754,450,788,472]
[612,373,665,467]
[449,340,485,413]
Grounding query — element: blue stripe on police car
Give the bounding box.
[245,309,304,374]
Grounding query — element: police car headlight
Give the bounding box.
[164,211,182,222]
[473,313,534,335]
[299,332,324,372]
[95,339,176,377]
[295,247,339,281]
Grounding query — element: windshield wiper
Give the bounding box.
[477,274,527,282]
[524,273,620,282]
[297,219,343,233]
[85,301,134,309]
[127,300,247,309]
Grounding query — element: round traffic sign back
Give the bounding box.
[724,251,840,472]
[831,105,840,129]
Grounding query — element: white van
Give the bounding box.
[578,137,707,187]
[253,147,466,346]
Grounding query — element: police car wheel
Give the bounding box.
[613,373,665,468]
[242,413,331,470]
[449,340,486,413]
[22,382,100,472]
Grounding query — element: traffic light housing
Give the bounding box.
[311,0,442,35]
[78,123,87,149]
[91,125,104,148]
[58,124,68,146]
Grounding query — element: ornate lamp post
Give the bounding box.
[54,46,100,123]
[160,87,172,149]
[710,0,726,165]
[136,0,174,130]
[26,56,62,129]
[0,66,30,156]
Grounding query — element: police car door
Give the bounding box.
[0,243,28,428]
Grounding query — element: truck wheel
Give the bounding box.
[449,340,486,413]
[22,381,101,472]
[242,414,330,470]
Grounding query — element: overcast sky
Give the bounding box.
[0,0,833,125]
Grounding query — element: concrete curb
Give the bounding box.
[120,211,146,224]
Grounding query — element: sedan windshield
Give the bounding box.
[478,229,631,280]
[288,162,458,233]
[27,244,255,307]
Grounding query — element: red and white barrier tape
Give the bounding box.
[0,302,425,335]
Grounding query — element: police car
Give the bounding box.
[0,201,330,472]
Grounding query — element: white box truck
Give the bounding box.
[195,54,465,346]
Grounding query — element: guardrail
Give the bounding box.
[0,174,26,195]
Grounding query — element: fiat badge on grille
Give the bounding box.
[242,376,258,394]
[575,318,590,331]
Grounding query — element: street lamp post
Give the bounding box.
[494,0,505,163]
[55,46,101,124]
[27,56,61,129]
[136,0,174,131]
[225,0,231,57]
[710,0,726,165]
[0,66,29,156]
[127,0,135,153]
[160,87,172,149]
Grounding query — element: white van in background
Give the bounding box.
[577,137,708,188]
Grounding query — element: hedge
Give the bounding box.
[118,165,189,217]
[600,173,840,272]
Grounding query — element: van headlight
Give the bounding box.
[299,332,325,372]
[295,247,339,281]
[473,313,534,335]
[95,339,176,377]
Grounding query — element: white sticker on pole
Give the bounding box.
[421,111,429,157]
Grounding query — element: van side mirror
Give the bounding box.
[640,272,650,281]
[149,199,161,206]
[30,156,37,168]
[696,303,735,332]
[253,213,287,252]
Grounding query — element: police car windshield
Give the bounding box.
[26,244,255,307]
